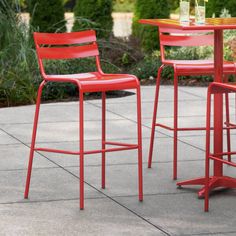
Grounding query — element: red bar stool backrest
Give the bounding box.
[159,27,214,61]
[33,30,102,77]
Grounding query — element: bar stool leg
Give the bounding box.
[137,87,143,201]
[24,81,46,199]
[173,70,178,180]
[225,93,231,162]
[223,75,231,162]
[79,92,85,210]
[205,151,210,212]
[148,65,164,168]
[204,90,212,212]
[101,92,106,189]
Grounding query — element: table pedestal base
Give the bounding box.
[177,176,236,198]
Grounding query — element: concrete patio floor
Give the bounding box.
[0,85,235,235]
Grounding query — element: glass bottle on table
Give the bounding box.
[195,0,206,25]
[179,0,190,24]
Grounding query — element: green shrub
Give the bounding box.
[64,0,76,12]
[73,0,113,39]
[0,0,14,13]
[167,46,213,61]
[224,30,236,61]
[206,0,236,17]
[0,0,39,106]
[167,0,178,11]
[132,0,170,52]
[28,0,66,32]
[129,54,161,80]
[98,36,144,72]
[113,0,135,12]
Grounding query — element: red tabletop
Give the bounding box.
[140,18,236,197]
[139,18,236,30]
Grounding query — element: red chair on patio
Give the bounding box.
[148,27,235,180]
[24,30,143,209]
[205,82,236,211]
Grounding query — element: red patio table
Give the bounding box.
[139,18,236,197]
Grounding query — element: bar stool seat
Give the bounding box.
[46,73,139,92]
[163,60,235,75]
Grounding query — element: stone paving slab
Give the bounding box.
[115,193,236,236]
[0,129,21,145]
[0,198,166,236]
[89,86,205,105]
[0,118,153,144]
[68,161,206,197]
[142,116,207,130]
[0,144,55,170]
[104,99,207,120]
[179,133,236,151]
[0,167,102,204]
[0,102,121,125]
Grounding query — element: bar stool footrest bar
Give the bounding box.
[34,144,139,156]
[155,123,236,131]
[209,155,236,167]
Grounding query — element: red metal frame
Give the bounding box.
[147,26,235,180]
[205,82,236,211]
[24,30,143,209]
[139,18,236,202]
[176,29,236,196]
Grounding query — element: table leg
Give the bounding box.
[213,29,223,177]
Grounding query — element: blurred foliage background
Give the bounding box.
[73,0,113,39]
[1,0,236,107]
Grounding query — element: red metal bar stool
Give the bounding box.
[24,30,143,209]
[205,82,236,211]
[148,27,235,180]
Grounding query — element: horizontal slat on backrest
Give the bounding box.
[160,34,214,46]
[34,30,96,45]
[159,27,214,47]
[37,44,99,59]
[159,27,213,34]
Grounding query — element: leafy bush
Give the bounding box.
[73,0,113,39]
[0,0,15,13]
[98,35,144,72]
[64,0,76,12]
[129,53,161,80]
[206,0,236,17]
[132,0,170,52]
[224,30,236,61]
[28,0,66,32]
[113,0,135,12]
[167,0,178,11]
[167,46,213,61]
[0,0,39,106]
